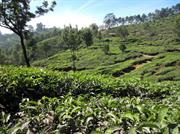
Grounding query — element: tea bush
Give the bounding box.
[0,66,179,133]
[1,94,179,133]
[0,66,179,112]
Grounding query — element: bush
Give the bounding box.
[0,66,179,112]
[102,44,110,54]
[0,66,179,133]
[119,41,126,52]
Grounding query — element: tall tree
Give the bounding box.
[103,13,116,29]
[62,25,82,71]
[141,14,147,23]
[89,23,99,37]
[36,22,45,32]
[117,26,129,40]
[0,0,56,66]
[97,31,102,41]
[81,28,93,47]
[117,26,129,53]
[27,25,34,33]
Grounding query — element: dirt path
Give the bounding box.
[132,54,156,70]
[112,54,158,77]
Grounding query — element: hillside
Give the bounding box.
[0,33,19,49]
[0,2,180,133]
[33,14,180,82]
[0,66,179,133]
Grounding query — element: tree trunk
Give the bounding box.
[19,35,30,67]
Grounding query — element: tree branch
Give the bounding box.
[0,23,9,29]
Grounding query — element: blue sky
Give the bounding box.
[0,0,179,33]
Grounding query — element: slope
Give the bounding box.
[33,14,180,82]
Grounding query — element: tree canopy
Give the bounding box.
[0,0,56,66]
[103,3,180,27]
[103,13,116,29]
[81,28,93,47]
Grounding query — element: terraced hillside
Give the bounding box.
[33,14,180,82]
[1,1,180,134]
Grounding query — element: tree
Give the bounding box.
[141,14,147,23]
[62,25,82,71]
[117,26,129,40]
[102,39,111,55]
[36,22,45,32]
[103,13,116,29]
[117,17,122,25]
[119,42,126,53]
[42,43,51,58]
[117,26,128,53]
[89,23,98,37]
[28,25,34,33]
[97,31,102,41]
[0,0,56,66]
[81,28,93,47]
[102,44,109,55]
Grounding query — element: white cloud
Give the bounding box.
[29,11,99,29]
[0,11,100,34]
[0,0,101,34]
[77,0,97,12]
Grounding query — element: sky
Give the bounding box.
[0,0,179,34]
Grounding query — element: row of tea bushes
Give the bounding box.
[0,66,179,112]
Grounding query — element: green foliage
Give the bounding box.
[90,23,99,37]
[103,13,116,29]
[0,49,6,64]
[0,0,56,67]
[174,16,180,40]
[0,5,180,134]
[61,25,82,71]
[102,44,110,55]
[119,41,126,52]
[36,23,46,32]
[117,26,129,40]
[81,28,93,47]
[62,25,82,51]
[103,3,180,26]
[0,66,179,133]
[0,65,179,111]
[97,31,102,40]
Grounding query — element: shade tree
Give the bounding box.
[61,25,82,71]
[103,13,116,29]
[81,28,93,47]
[0,0,56,66]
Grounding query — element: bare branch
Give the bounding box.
[0,23,9,29]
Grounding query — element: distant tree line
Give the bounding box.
[103,3,180,28]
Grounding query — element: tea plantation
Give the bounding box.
[0,4,180,134]
[0,66,179,133]
[33,14,180,82]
